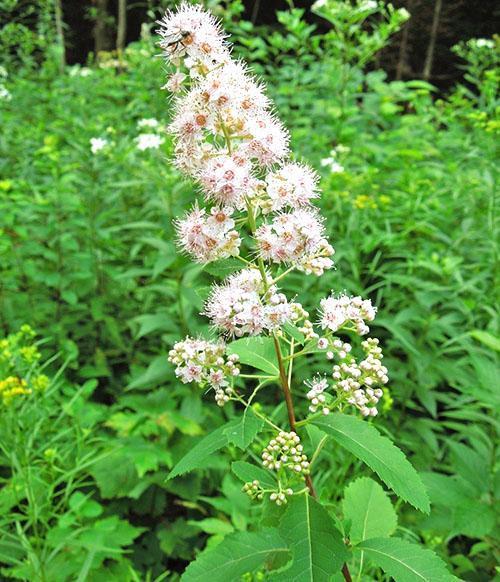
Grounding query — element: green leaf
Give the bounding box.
[127,356,170,390]
[232,461,277,490]
[227,337,279,375]
[203,258,242,278]
[188,518,234,536]
[167,421,237,480]
[181,529,289,582]
[224,408,263,449]
[314,414,430,513]
[356,537,457,582]
[470,330,500,352]
[272,493,348,581]
[343,477,397,544]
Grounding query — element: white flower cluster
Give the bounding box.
[256,209,334,276]
[159,3,335,275]
[175,204,240,262]
[262,431,310,476]
[320,294,376,335]
[305,376,330,415]
[167,337,240,405]
[90,137,109,154]
[332,337,388,416]
[204,269,302,337]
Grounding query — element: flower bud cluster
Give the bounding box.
[204,268,299,337]
[256,209,335,276]
[168,337,240,405]
[0,376,31,406]
[332,338,388,416]
[305,376,330,415]
[320,294,376,335]
[175,204,240,262]
[262,431,310,475]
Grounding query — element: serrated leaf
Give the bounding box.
[168,420,237,480]
[232,461,277,489]
[343,477,397,544]
[314,414,430,513]
[227,337,280,375]
[181,528,289,582]
[356,537,457,581]
[224,408,263,449]
[271,493,348,581]
[203,258,242,278]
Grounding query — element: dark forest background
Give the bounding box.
[2,0,499,91]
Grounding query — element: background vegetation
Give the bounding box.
[0,0,498,580]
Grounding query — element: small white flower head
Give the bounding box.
[320,156,344,174]
[305,376,329,413]
[203,268,294,337]
[136,133,165,151]
[264,162,319,212]
[90,137,108,154]
[331,337,387,417]
[255,208,335,276]
[198,152,254,209]
[137,118,159,129]
[262,431,309,476]
[164,71,187,92]
[319,294,376,334]
[473,38,494,49]
[157,2,229,68]
[243,111,290,166]
[175,204,241,263]
[168,336,240,406]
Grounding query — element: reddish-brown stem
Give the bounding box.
[272,335,351,582]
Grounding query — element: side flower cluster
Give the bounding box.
[261,431,310,475]
[168,337,240,405]
[320,294,376,335]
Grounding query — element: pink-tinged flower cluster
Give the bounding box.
[263,162,319,212]
[175,205,240,262]
[203,269,301,337]
[157,3,229,69]
[168,337,240,406]
[255,209,334,275]
[332,338,388,416]
[305,376,330,415]
[319,294,376,335]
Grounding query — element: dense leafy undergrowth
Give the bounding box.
[0,6,498,581]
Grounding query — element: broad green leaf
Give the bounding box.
[356,537,457,582]
[232,461,277,490]
[227,337,279,375]
[314,414,430,513]
[272,493,348,581]
[343,477,397,543]
[168,420,237,480]
[224,408,263,449]
[188,518,234,535]
[181,529,289,582]
[127,356,170,390]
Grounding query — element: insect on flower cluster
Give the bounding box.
[160,3,389,505]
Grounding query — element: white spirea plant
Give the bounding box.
[158,5,455,581]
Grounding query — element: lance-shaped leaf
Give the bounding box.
[224,408,263,449]
[271,493,348,581]
[167,420,238,480]
[314,414,430,513]
[356,537,457,581]
[343,477,397,544]
[181,528,290,582]
[232,460,277,490]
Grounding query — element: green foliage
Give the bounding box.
[314,414,430,512]
[0,2,498,580]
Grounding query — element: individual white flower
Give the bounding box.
[264,162,319,212]
[164,71,187,92]
[255,209,335,276]
[474,38,494,49]
[90,137,108,154]
[175,204,241,262]
[137,118,159,129]
[360,0,378,10]
[136,133,165,150]
[319,294,376,335]
[203,268,296,337]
